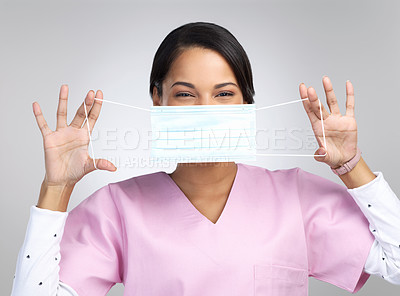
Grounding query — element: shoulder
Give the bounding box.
[238,163,346,193]
[108,170,167,192]
[114,170,167,184]
[241,163,344,189]
[71,170,168,212]
[295,167,347,195]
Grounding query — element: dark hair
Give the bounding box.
[149,22,255,104]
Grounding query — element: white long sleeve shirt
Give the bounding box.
[10,171,400,295]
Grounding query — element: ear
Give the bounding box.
[152,86,161,106]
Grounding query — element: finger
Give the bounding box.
[307,87,330,120]
[322,76,341,115]
[345,80,355,117]
[82,90,103,132]
[86,157,117,173]
[33,102,52,137]
[299,83,319,125]
[56,84,69,130]
[70,90,95,128]
[314,147,328,162]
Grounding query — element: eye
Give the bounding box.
[175,92,193,97]
[216,92,234,97]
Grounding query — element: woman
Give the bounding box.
[11,22,400,295]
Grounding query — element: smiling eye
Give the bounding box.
[217,92,233,97]
[175,93,193,97]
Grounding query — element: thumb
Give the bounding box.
[95,158,117,172]
[86,158,117,173]
[314,148,327,162]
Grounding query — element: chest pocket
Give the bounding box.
[254,264,308,296]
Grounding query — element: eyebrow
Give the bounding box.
[170,81,238,89]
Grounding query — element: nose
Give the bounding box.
[194,95,218,105]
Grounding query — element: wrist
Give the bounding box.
[331,147,361,176]
[338,157,377,189]
[37,179,75,212]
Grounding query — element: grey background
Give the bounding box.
[1,0,399,294]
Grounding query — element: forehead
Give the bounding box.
[164,47,238,84]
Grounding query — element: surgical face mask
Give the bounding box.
[84,97,326,169]
[150,104,256,163]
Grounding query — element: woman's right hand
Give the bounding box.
[33,85,116,211]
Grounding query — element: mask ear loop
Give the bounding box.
[255,97,327,157]
[317,98,328,157]
[83,99,98,170]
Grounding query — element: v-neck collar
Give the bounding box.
[163,163,241,227]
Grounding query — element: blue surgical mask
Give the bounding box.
[150,104,256,163]
[83,96,326,170]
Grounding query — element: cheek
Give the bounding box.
[234,94,245,104]
[163,96,188,106]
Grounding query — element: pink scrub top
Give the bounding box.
[59,163,375,296]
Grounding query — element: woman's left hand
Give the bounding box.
[299,76,358,169]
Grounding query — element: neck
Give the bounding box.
[170,162,237,186]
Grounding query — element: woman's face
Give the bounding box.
[153,47,245,106]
